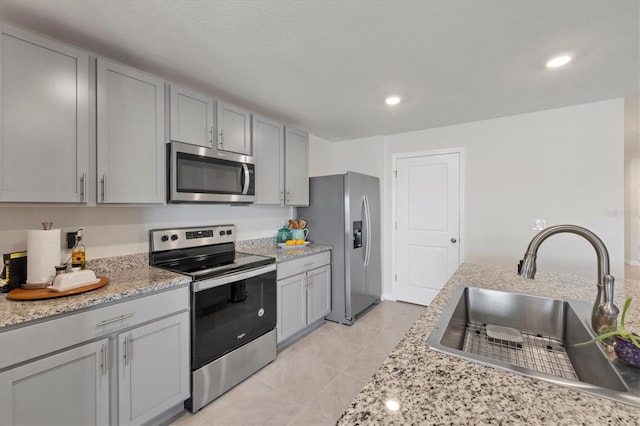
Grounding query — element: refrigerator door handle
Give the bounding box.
[363,195,372,267]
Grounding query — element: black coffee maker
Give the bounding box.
[1,251,27,292]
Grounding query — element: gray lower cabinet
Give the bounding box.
[118,313,190,426]
[0,338,110,425]
[0,23,89,203]
[277,252,331,343]
[0,286,190,425]
[96,57,165,203]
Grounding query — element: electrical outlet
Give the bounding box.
[66,232,77,249]
[532,219,546,231]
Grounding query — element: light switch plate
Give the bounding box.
[532,219,546,231]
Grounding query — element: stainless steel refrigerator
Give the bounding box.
[298,171,381,325]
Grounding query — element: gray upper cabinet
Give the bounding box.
[253,119,310,206]
[217,101,251,155]
[284,127,309,206]
[0,23,89,203]
[96,58,165,204]
[169,84,215,148]
[253,115,284,204]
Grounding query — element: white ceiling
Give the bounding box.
[0,0,637,143]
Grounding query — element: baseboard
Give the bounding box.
[381,292,395,301]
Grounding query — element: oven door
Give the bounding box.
[168,141,255,203]
[191,264,276,370]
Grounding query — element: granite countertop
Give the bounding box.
[0,241,330,331]
[0,254,190,330]
[338,263,640,425]
[238,241,332,262]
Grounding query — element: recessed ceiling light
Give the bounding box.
[546,55,572,68]
[385,96,401,106]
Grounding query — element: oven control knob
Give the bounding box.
[171,234,179,241]
[161,235,169,242]
[226,230,232,235]
[219,231,225,236]
[258,308,264,317]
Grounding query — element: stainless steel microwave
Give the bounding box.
[167,141,256,203]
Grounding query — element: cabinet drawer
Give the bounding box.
[0,285,189,371]
[277,251,330,280]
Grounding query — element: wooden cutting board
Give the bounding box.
[6,276,109,300]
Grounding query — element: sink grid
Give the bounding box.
[463,321,579,381]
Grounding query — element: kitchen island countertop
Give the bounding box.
[338,263,639,425]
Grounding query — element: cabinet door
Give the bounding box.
[0,23,89,202]
[0,338,109,426]
[96,58,165,203]
[216,101,251,155]
[253,115,284,204]
[284,127,309,206]
[169,85,214,147]
[277,273,307,343]
[307,265,331,324]
[118,312,190,426]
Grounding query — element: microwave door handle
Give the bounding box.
[241,163,250,195]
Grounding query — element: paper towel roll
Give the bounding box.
[26,228,61,284]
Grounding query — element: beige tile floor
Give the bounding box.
[169,300,426,426]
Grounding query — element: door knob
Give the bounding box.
[450,238,457,243]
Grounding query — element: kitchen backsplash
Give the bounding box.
[0,204,293,261]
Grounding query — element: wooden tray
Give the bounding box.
[7,276,109,300]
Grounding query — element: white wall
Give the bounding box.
[309,134,384,178]
[625,158,640,264]
[624,95,640,264]
[382,99,625,297]
[0,204,292,262]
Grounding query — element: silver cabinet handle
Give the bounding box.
[124,334,132,366]
[286,191,290,204]
[80,173,87,202]
[218,128,224,148]
[209,126,214,146]
[96,313,134,327]
[100,175,106,202]
[451,238,457,243]
[101,342,108,375]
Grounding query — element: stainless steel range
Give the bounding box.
[149,225,276,413]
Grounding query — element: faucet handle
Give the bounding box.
[593,274,619,341]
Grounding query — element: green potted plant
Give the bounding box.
[575,297,639,367]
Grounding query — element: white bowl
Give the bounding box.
[49,270,100,292]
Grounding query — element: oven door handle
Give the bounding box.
[193,264,276,292]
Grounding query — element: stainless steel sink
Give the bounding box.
[427,286,639,407]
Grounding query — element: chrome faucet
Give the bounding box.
[517,225,619,338]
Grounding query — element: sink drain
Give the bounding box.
[463,321,579,380]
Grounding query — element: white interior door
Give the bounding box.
[394,152,461,305]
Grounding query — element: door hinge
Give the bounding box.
[395,273,397,281]
[394,170,397,178]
